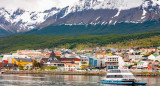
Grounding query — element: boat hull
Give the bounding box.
[99,80,133,85]
[99,80,147,85]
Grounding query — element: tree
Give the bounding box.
[19,65,24,70]
[134,62,137,65]
[33,60,42,68]
[33,60,38,68]
[155,60,159,62]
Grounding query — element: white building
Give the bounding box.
[105,56,125,69]
[97,58,106,68]
[137,61,148,69]
[148,54,159,61]
[64,63,79,71]
[129,55,143,61]
[155,55,160,62]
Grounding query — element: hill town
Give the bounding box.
[0,46,160,74]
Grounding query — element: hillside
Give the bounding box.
[106,36,160,49]
[0,28,12,37]
[0,31,159,53]
[25,21,160,35]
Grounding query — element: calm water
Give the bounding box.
[0,74,159,86]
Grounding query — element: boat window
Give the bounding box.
[108,70,121,73]
[108,70,131,73]
[106,75,123,78]
[122,75,136,79]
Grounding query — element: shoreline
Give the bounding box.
[132,72,160,76]
[3,71,106,76]
[3,71,160,76]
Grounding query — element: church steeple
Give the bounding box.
[49,50,56,58]
[47,50,60,63]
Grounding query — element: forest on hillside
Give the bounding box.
[0,31,159,53]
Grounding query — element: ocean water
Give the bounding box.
[0,74,159,86]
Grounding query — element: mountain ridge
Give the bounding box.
[0,0,160,36]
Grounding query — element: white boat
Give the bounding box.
[99,69,147,85]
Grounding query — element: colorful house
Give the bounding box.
[89,57,98,68]
[148,54,159,61]
[140,48,158,53]
[3,54,30,63]
[137,61,148,69]
[0,62,2,67]
[81,57,89,69]
[12,58,34,66]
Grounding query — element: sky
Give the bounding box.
[0,0,79,11]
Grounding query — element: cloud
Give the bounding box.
[0,0,79,11]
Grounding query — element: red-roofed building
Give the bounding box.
[54,52,61,57]
[0,62,2,67]
[59,58,81,70]
[64,63,79,71]
[3,60,8,64]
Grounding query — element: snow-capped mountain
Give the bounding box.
[1,0,160,34]
[0,7,60,32]
[39,0,160,28]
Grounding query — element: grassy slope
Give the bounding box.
[106,36,160,49]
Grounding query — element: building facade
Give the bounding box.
[105,56,124,69]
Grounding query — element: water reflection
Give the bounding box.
[0,74,159,86]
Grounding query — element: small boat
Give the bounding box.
[99,69,147,85]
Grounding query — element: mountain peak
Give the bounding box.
[0,0,160,35]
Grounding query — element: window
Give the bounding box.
[106,75,123,78]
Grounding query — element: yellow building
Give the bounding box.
[81,62,89,69]
[108,53,113,56]
[81,58,89,69]
[12,58,34,66]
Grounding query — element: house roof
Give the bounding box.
[65,63,77,65]
[125,64,130,67]
[15,58,33,62]
[2,63,14,67]
[153,54,159,57]
[42,58,48,60]
[41,58,49,63]
[59,58,81,61]
[138,62,144,64]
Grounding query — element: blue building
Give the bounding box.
[89,57,98,68]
